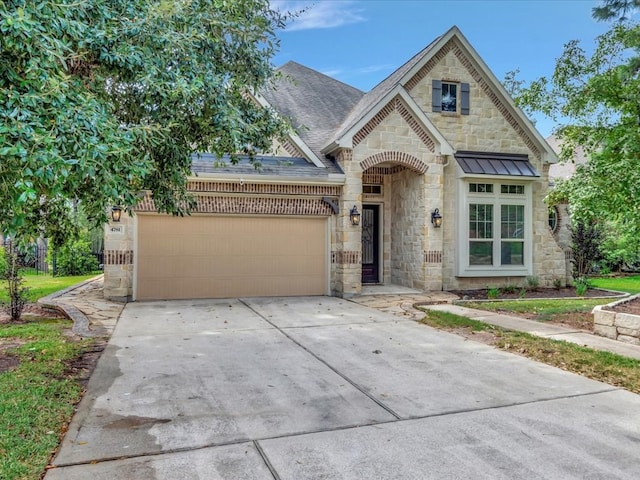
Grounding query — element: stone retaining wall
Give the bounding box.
[593,295,640,346]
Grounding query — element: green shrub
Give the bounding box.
[1,250,29,321]
[487,287,500,299]
[0,246,6,277]
[526,276,540,290]
[575,277,591,296]
[571,222,604,277]
[54,239,99,276]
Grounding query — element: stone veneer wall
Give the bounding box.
[593,296,640,345]
[390,169,426,289]
[332,149,362,297]
[103,211,134,301]
[349,97,439,292]
[406,41,566,289]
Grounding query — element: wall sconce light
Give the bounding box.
[111,206,123,223]
[431,208,442,228]
[350,205,361,226]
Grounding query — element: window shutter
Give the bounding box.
[461,82,470,115]
[432,80,442,112]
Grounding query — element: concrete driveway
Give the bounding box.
[47,297,640,479]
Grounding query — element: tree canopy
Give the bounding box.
[508,3,640,231]
[0,0,291,245]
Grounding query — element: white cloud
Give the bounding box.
[355,64,395,75]
[320,68,344,77]
[272,1,366,31]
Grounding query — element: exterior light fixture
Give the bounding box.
[350,205,361,226]
[431,208,442,228]
[111,206,123,223]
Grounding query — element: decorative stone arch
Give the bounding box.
[360,151,428,175]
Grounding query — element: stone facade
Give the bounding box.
[104,26,568,301]
[103,212,134,301]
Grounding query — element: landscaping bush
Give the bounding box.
[0,246,6,277]
[571,222,604,277]
[1,249,29,321]
[54,239,99,276]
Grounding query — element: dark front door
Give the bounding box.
[361,205,380,284]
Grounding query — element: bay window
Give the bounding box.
[458,180,532,276]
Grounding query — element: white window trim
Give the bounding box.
[456,177,533,277]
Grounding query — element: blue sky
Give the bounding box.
[271,0,612,137]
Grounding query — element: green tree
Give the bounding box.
[1,0,291,245]
[506,3,640,266]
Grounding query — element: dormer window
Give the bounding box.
[432,80,470,115]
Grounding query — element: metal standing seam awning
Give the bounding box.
[454,151,540,177]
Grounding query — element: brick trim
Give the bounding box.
[353,97,435,152]
[451,45,541,160]
[425,250,443,264]
[360,151,428,175]
[404,38,541,161]
[187,181,341,196]
[331,250,360,264]
[135,195,333,216]
[405,40,455,91]
[104,250,134,265]
[281,139,306,158]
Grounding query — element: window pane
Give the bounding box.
[501,241,524,265]
[469,204,492,239]
[469,183,493,193]
[548,206,558,232]
[501,204,524,239]
[501,184,524,194]
[470,241,493,265]
[442,83,457,112]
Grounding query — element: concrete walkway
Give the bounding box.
[351,292,640,360]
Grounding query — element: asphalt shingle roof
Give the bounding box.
[191,154,332,178]
[261,61,364,162]
[332,35,442,143]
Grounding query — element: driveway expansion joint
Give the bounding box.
[240,298,402,420]
[254,441,281,480]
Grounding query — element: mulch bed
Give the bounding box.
[0,303,65,324]
[605,296,640,315]
[450,287,614,301]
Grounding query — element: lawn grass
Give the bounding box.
[589,275,640,295]
[459,298,607,320]
[0,273,99,302]
[421,310,640,394]
[0,319,89,480]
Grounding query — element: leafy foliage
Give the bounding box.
[593,0,640,22]
[53,239,99,276]
[506,2,640,270]
[0,1,291,244]
[1,249,29,321]
[571,222,604,277]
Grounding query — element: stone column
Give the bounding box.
[424,156,446,291]
[103,210,134,302]
[333,149,362,297]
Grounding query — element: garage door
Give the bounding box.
[136,215,328,300]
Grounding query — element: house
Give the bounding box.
[103,26,567,302]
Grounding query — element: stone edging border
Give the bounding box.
[593,292,640,345]
[36,274,104,338]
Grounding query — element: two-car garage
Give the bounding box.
[135,215,328,300]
